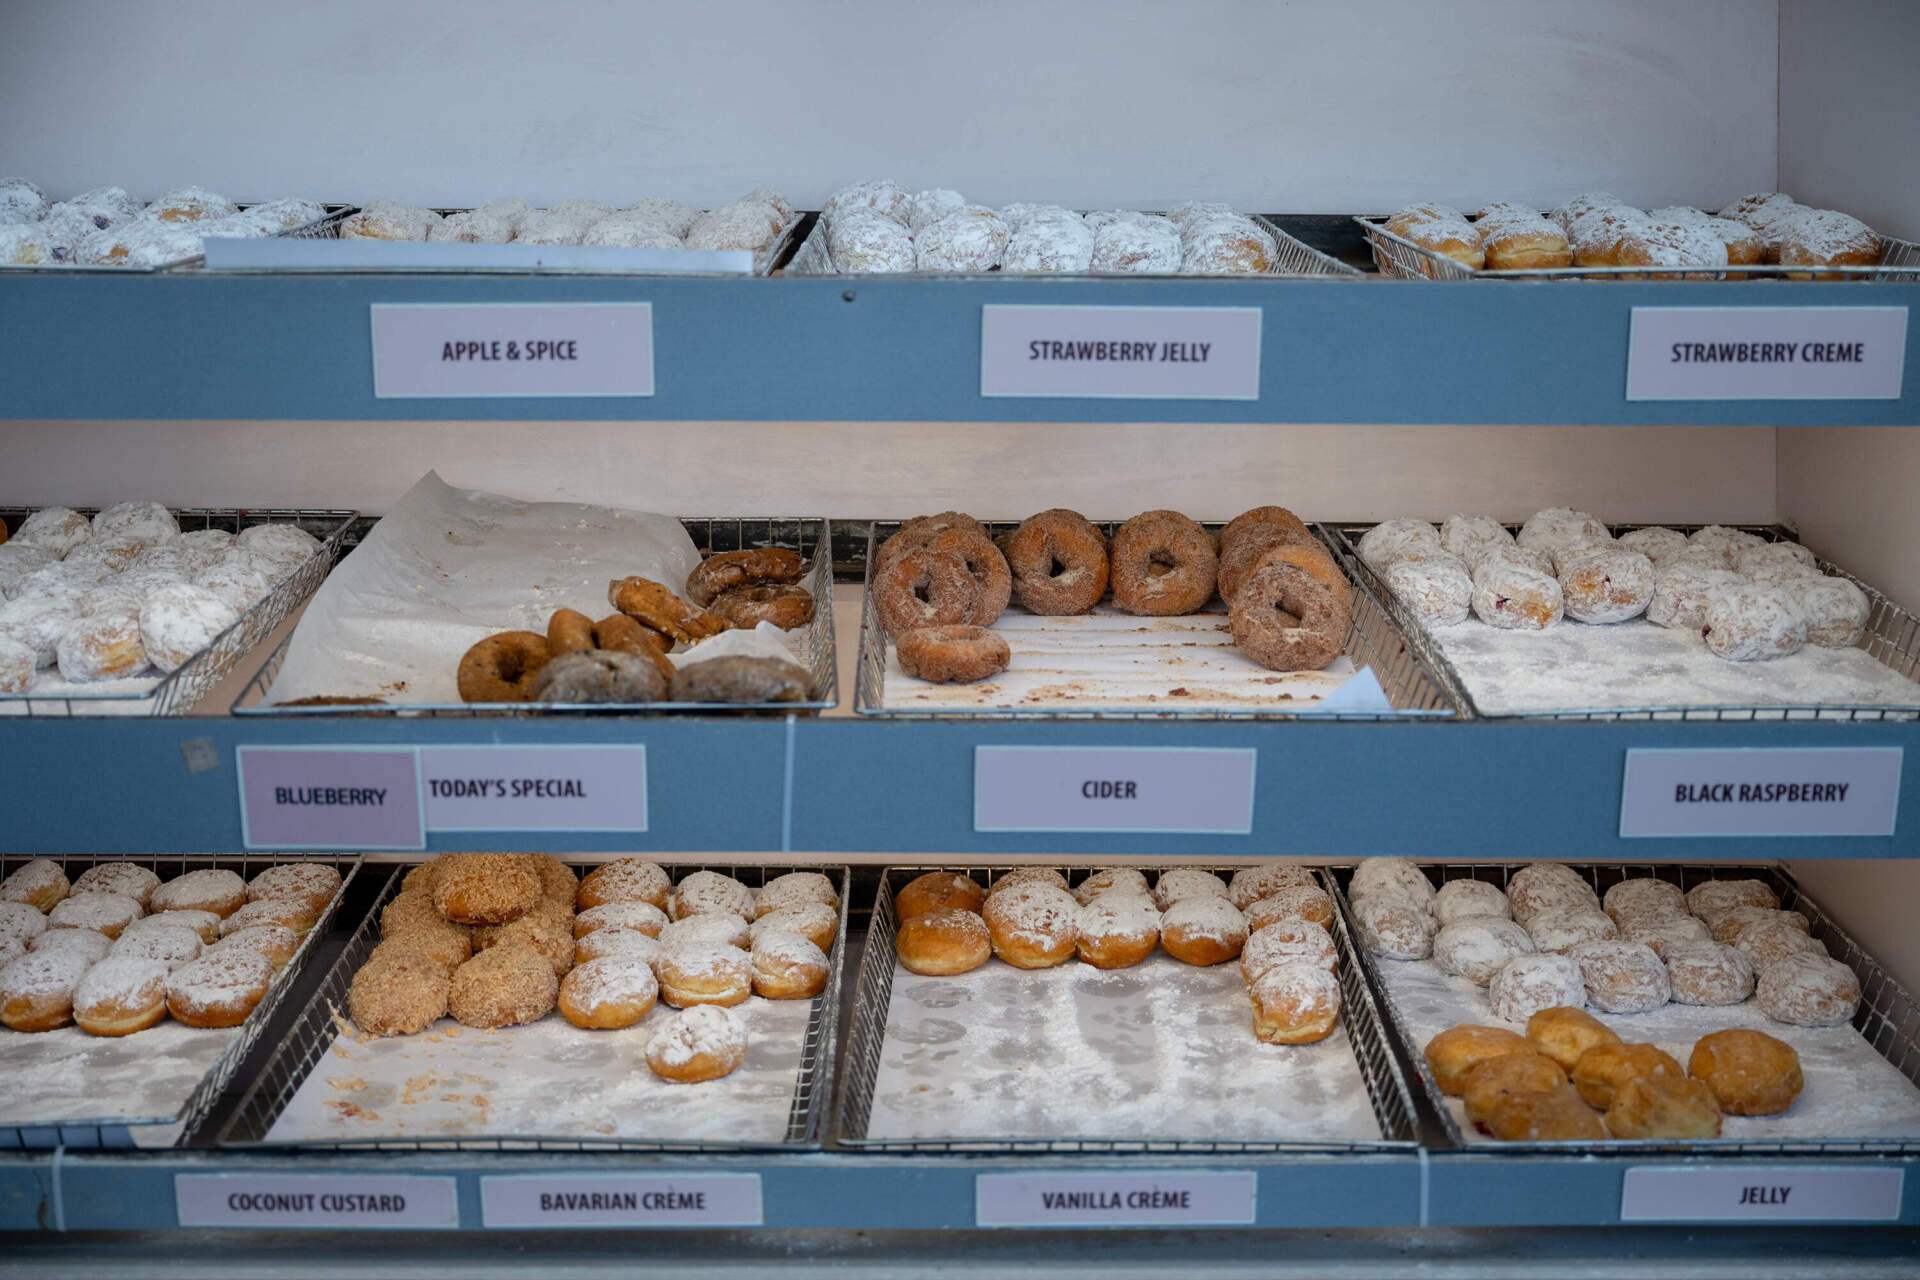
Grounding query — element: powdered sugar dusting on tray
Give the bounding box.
[879,604,1358,713]
[265,997,811,1145]
[1373,951,1920,1144]
[0,1019,240,1130]
[865,953,1380,1143]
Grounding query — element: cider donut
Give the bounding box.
[656,942,753,1008]
[433,854,540,925]
[895,624,1009,684]
[1688,1028,1804,1116]
[668,656,813,704]
[575,901,667,939]
[1159,897,1248,967]
[110,923,202,972]
[348,945,450,1036]
[1073,895,1160,969]
[1002,509,1109,615]
[166,949,272,1028]
[708,584,815,631]
[456,630,551,703]
[1249,962,1341,1044]
[608,576,730,646]
[447,943,558,1028]
[1220,505,1315,550]
[577,858,672,912]
[546,608,597,656]
[73,955,170,1036]
[1525,1006,1620,1073]
[1,859,69,912]
[1462,1051,1568,1128]
[72,863,161,910]
[1225,863,1313,911]
[895,907,992,976]
[686,547,806,607]
[1220,535,1352,612]
[671,870,754,922]
[151,869,247,919]
[1244,886,1335,933]
[246,863,342,915]
[209,925,300,972]
[751,930,829,999]
[575,927,663,966]
[48,892,142,940]
[1483,1086,1606,1141]
[877,512,992,571]
[1425,1024,1535,1095]
[0,950,90,1031]
[982,882,1078,969]
[1571,1041,1683,1110]
[874,548,977,638]
[646,1004,748,1083]
[1239,918,1336,984]
[558,956,658,1029]
[1109,511,1217,616]
[751,903,838,954]
[896,872,986,920]
[1229,559,1349,671]
[220,897,318,938]
[1074,868,1152,905]
[659,914,751,953]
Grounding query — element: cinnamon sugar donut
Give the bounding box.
[896,624,1009,684]
[74,954,171,1036]
[151,869,246,919]
[433,854,539,926]
[72,863,161,910]
[708,584,815,631]
[1229,558,1349,671]
[896,908,992,976]
[1109,511,1217,616]
[896,872,986,920]
[456,631,551,703]
[558,956,658,1029]
[646,1004,748,1083]
[448,943,558,1028]
[685,547,805,607]
[1073,894,1160,969]
[0,949,90,1031]
[982,882,1078,968]
[48,892,142,940]
[1216,527,1311,605]
[880,512,992,564]
[577,858,672,912]
[873,549,976,638]
[1,859,69,912]
[1239,918,1336,983]
[1245,886,1335,934]
[1003,510,1109,615]
[751,903,839,954]
[1159,897,1248,966]
[574,901,667,939]
[349,946,449,1036]
[166,949,272,1028]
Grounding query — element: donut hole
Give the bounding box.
[1146,552,1177,578]
[497,649,536,682]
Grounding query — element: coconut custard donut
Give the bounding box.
[709,584,815,631]
[1073,895,1160,969]
[1003,509,1109,615]
[348,945,450,1036]
[896,624,1010,684]
[685,548,806,607]
[646,1004,748,1083]
[166,949,272,1028]
[152,869,247,919]
[577,858,672,912]
[457,631,552,702]
[1108,511,1217,615]
[982,882,1078,968]
[1229,558,1349,671]
[471,913,576,977]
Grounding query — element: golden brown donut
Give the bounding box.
[755,871,838,917]
[1605,1074,1723,1139]
[751,930,829,999]
[1109,511,1218,616]
[245,863,342,915]
[656,942,753,1008]
[209,925,300,972]
[988,867,1069,898]
[896,872,986,920]
[646,1005,748,1083]
[709,584,815,631]
[1219,505,1315,551]
[401,861,440,894]
[152,869,247,919]
[379,890,471,961]
[917,529,1012,627]
[1688,1028,1804,1116]
[73,954,170,1036]
[873,548,977,638]
[895,624,1010,684]
[0,949,90,1031]
[1218,528,1350,609]
[982,882,1078,969]
[1483,1086,1606,1141]
[447,943,558,1028]
[1238,918,1336,984]
[1525,1006,1622,1072]
[456,631,552,703]
[577,858,672,912]
[1229,558,1350,671]
[608,576,730,646]
[471,912,576,977]
[166,949,272,1028]
[1249,962,1341,1044]
[1073,895,1160,969]
[876,512,993,575]
[1462,1051,1568,1128]
[433,854,540,925]
[575,900,667,939]
[1425,1024,1536,1095]
[1002,509,1109,615]
[47,892,142,940]
[895,908,991,975]
[558,956,658,1029]
[72,862,162,910]
[751,903,838,954]
[592,613,676,685]
[221,897,318,938]
[1159,897,1248,966]
[546,608,597,656]
[0,858,69,912]
[686,547,806,607]
[348,944,450,1035]
[1245,886,1335,933]
[1571,1042,1683,1110]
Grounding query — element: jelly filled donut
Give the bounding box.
[896,624,1009,684]
[74,955,170,1037]
[457,631,552,703]
[72,863,161,910]
[577,858,672,912]
[896,907,992,975]
[166,949,272,1029]
[895,872,985,920]
[646,1004,748,1083]
[873,549,977,637]
[152,869,247,919]
[1002,509,1109,615]
[686,547,805,607]
[1110,511,1217,615]
[1229,558,1349,671]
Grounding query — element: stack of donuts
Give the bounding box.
[453,546,815,705]
[0,857,340,1036]
[873,506,1354,684]
[891,862,1342,1046]
[1349,858,1863,1031]
[1359,510,1871,663]
[341,188,793,256]
[0,178,327,267]
[348,856,837,1084]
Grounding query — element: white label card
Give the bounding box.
[480,1174,762,1228]
[1626,306,1907,400]
[370,303,655,398]
[974,746,1256,833]
[1621,1166,1904,1222]
[419,745,647,833]
[981,305,1262,399]
[976,1171,1257,1227]
[175,1174,459,1229]
[1620,747,1901,838]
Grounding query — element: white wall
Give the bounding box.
[1,0,1777,213]
[1779,0,1920,238]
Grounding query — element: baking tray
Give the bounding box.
[217,861,849,1151]
[0,852,360,1150]
[1330,862,1920,1156]
[1354,214,1920,282]
[836,865,1418,1153]
[0,507,359,716]
[232,515,837,717]
[0,203,355,274]
[788,212,1362,278]
[1327,520,1920,722]
[852,519,1457,719]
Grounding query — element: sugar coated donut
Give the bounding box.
[152,869,247,919]
[1647,562,1742,630]
[349,946,450,1036]
[1602,878,1686,922]
[1385,556,1472,627]
[983,882,1079,968]
[1219,531,1349,610]
[1462,1051,1568,1127]
[0,901,45,951]
[1526,909,1617,956]
[1757,952,1860,1027]
[1350,858,1436,907]
[531,649,665,704]
[1525,1005,1620,1073]
[656,942,753,1008]
[1605,1074,1722,1139]
[29,928,112,963]
[575,927,663,966]
[1571,940,1670,1013]
[1074,868,1152,906]
[660,914,751,954]
[671,870,754,922]
[1229,558,1349,671]
[1245,885,1334,932]
[1354,894,1434,960]
[209,925,300,972]
[1736,918,1825,970]
[1471,560,1565,630]
[669,656,812,704]
[1226,863,1313,911]
[1073,895,1160,969]
[558,956,658,1029]
[988,867,1069,898]
[1571,1041,1683,1110]
[1701,584,1806,661]
[1484,1086,1607,1141]
[1685,878,1777,923]
[1,858,70,912]
[709,584,815,631]
[221,896,318,937]
[448,943,558,1028]
[874,548,976,638]
[471,913,576,978]
[918,529,1011,627]
[646,1004,748,1083]
[433,854,539,925]
[755,871,838,918]
[1250,962,1341,1044]
[1003,509,1109,615]
[896,907,992,975]
[139,583,239,673]
[0,949,91,1031]
[166,949,272,1028]
[1506,865,1599,926]
[686,547,805,608]
[1433,917,1535,986]
[896,624,1009,684]
[457,630,552,702]
[1689,1028,1804,1115]
[1239,918,1336,984]
[73,954,170,1036]
[1490,953,1586,1024]
[149,908,222,945]
[48,892,142,940]
[246,863,341,915]
[1159,896,1248,966]
[1621,913,1712,959]
[1663,940,1754,1006]
[1432,878,1512,926]
[1798,576,1870,648]
[1425,1024,1536,1095]
[111,924,202,972]
[896,872,986,920]
[1109,511,1217,616]
[577,858,671,912]
[1709,905,1808,946]
[751,930,829,999]
[1153,868,1228,911]
[72,863,161,910]
[752,903,838,954]
[575,900,667,940]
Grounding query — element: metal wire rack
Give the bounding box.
[1355,214,1920,282]
[834,864,1420,1154]
[232,516,838,717]
[0,204,355,274]
[851,519,1458,719]
[216,859,849,1152]
[1325,520,1920,722]
[0,852,360,1150]
[1329,861,1920,1157]
[0,507,358,717]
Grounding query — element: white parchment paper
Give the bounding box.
[0,1020,239,1131]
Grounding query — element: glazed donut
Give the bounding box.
[896,907,992,975]
[708,584,815,631]
[1489,953,1586,1024]
[1109,511,1217,616]
[1153,868,1228,911]
[1229,558,1349,671]
[1461,1051,1568,1128]
[546,608,597,656]
[1239,918,1336,984]
[686,547,806,607]
[0,950,90,1031]
[608,576,730,646]
[145,909,222,945]
[29,928,111,963]
[531,649,666,704]
[895,624,1009,684]
[110,924,202,972]
[48,892,142,940]
[470,913,575,977]
[72,863,161,910]
[558,956,658,1029]
[1605,1074,1722,1139]
[1757,952,1861,1027]
[1432,878,1512,927]
[1002,510,1109,615]
[1,858,70,912]
[152,869,247,919]
[671,870,755,922]
[575,901,667,939]
[1571,1041,1683,1110]
[246,863,342,915]
[646,1004,748,1083]
[209,925,300,972]
[1425,1024,1538,1095]
[1483,1086,1606,1141]
[1525,909,1617,956]
[751,903,838,954]
[349,946,450,1036]
[1245,886,1335,933]
[220,897,318,938]
[1664,940,1755,1006]
[873,549,977,637]
[1525,1005,1621,1073]
[1250,963,1341,1044]
[1571,940,1670,1013]
[575,927,663,966]
[166,949,272,1029]
[660,914,751,953]
[987,867,1069,898]
[433,854,540,926]
[448,943,558,1029]
[1159,896,1248,966]
[577,858,672,912]
[1075,868,1152,905]
[982,882,1078,969]
[1688,1028,1804,1116]
[668,656,813,704]
[1353,895,1435,960]
[73,955,170,1036]
[896,872,986,920]
[457,631,551,703]
[591,614,677,684]
[656,942,754,1008]
[1073,895,1160,969]
[751,930,829,999]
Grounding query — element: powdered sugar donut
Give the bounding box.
[982,882,1078,968]
[13,508,92,560]
[77,221,208,267]
[1238,918,1336,983]
[0,545,58,597]
[645,1003,748,1082]
[1073,894,1160,969]
[0,901,47,951]
[1735,918,1826,970]
[92,501,179,555]
[1701,583,1806,661]
[828,210,914,273]
[1439,514,1513,563]
[914,207,1008,272]
[1526,909,1617,955]
[54,607,146,681]
[1505,865,1598,925]
[30,928,112,963]
[1434,917,1534,985]
[1710,905,1807,946]
[1685,878,1777,922]
[1772,208,1881,276]
[139,582,239,673]
[0,591,82,667]
[1090,216,1180,272]
[1646,562,1741,630]
[1470,560,1564,630]
[1384,556,1471,626]
[1792,576,1870,648]
[1620,913,1711,959]
[191,562,272,614]
[111,923,202,972]
[822,181,910,227]
[1226,863,1313,911]
[1757,952,1860,1026]
[236,523,319,564]
[1245,885,1334,932]
[1557,546,1654,623]
[0,636,32,693]
[0,178,46,222]
[1180,215,1274,274]
[1570,940,1670,1013]
[1356,520,1442,573]
[905,189,967,234]
[1431,878,1511,926]
[151,186,235,223]
[686,201,783,253]
[1663,940,1755,1006]
[1602,878,1686,922]
[0,221,58,264]
[669,871,754,922]
[657,913,748,954]
[1158,896,1248,966]
[1617,526,1689,564]
[1354,894,1434,960]
[1349,857,1435,907]
[1073,867,1152,905]
[1153,868,1228,911]
[1516,508,1609,557]
[1687,525,1767,569]
[1489,953,1586,1024]
[1001,210,1094,272]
